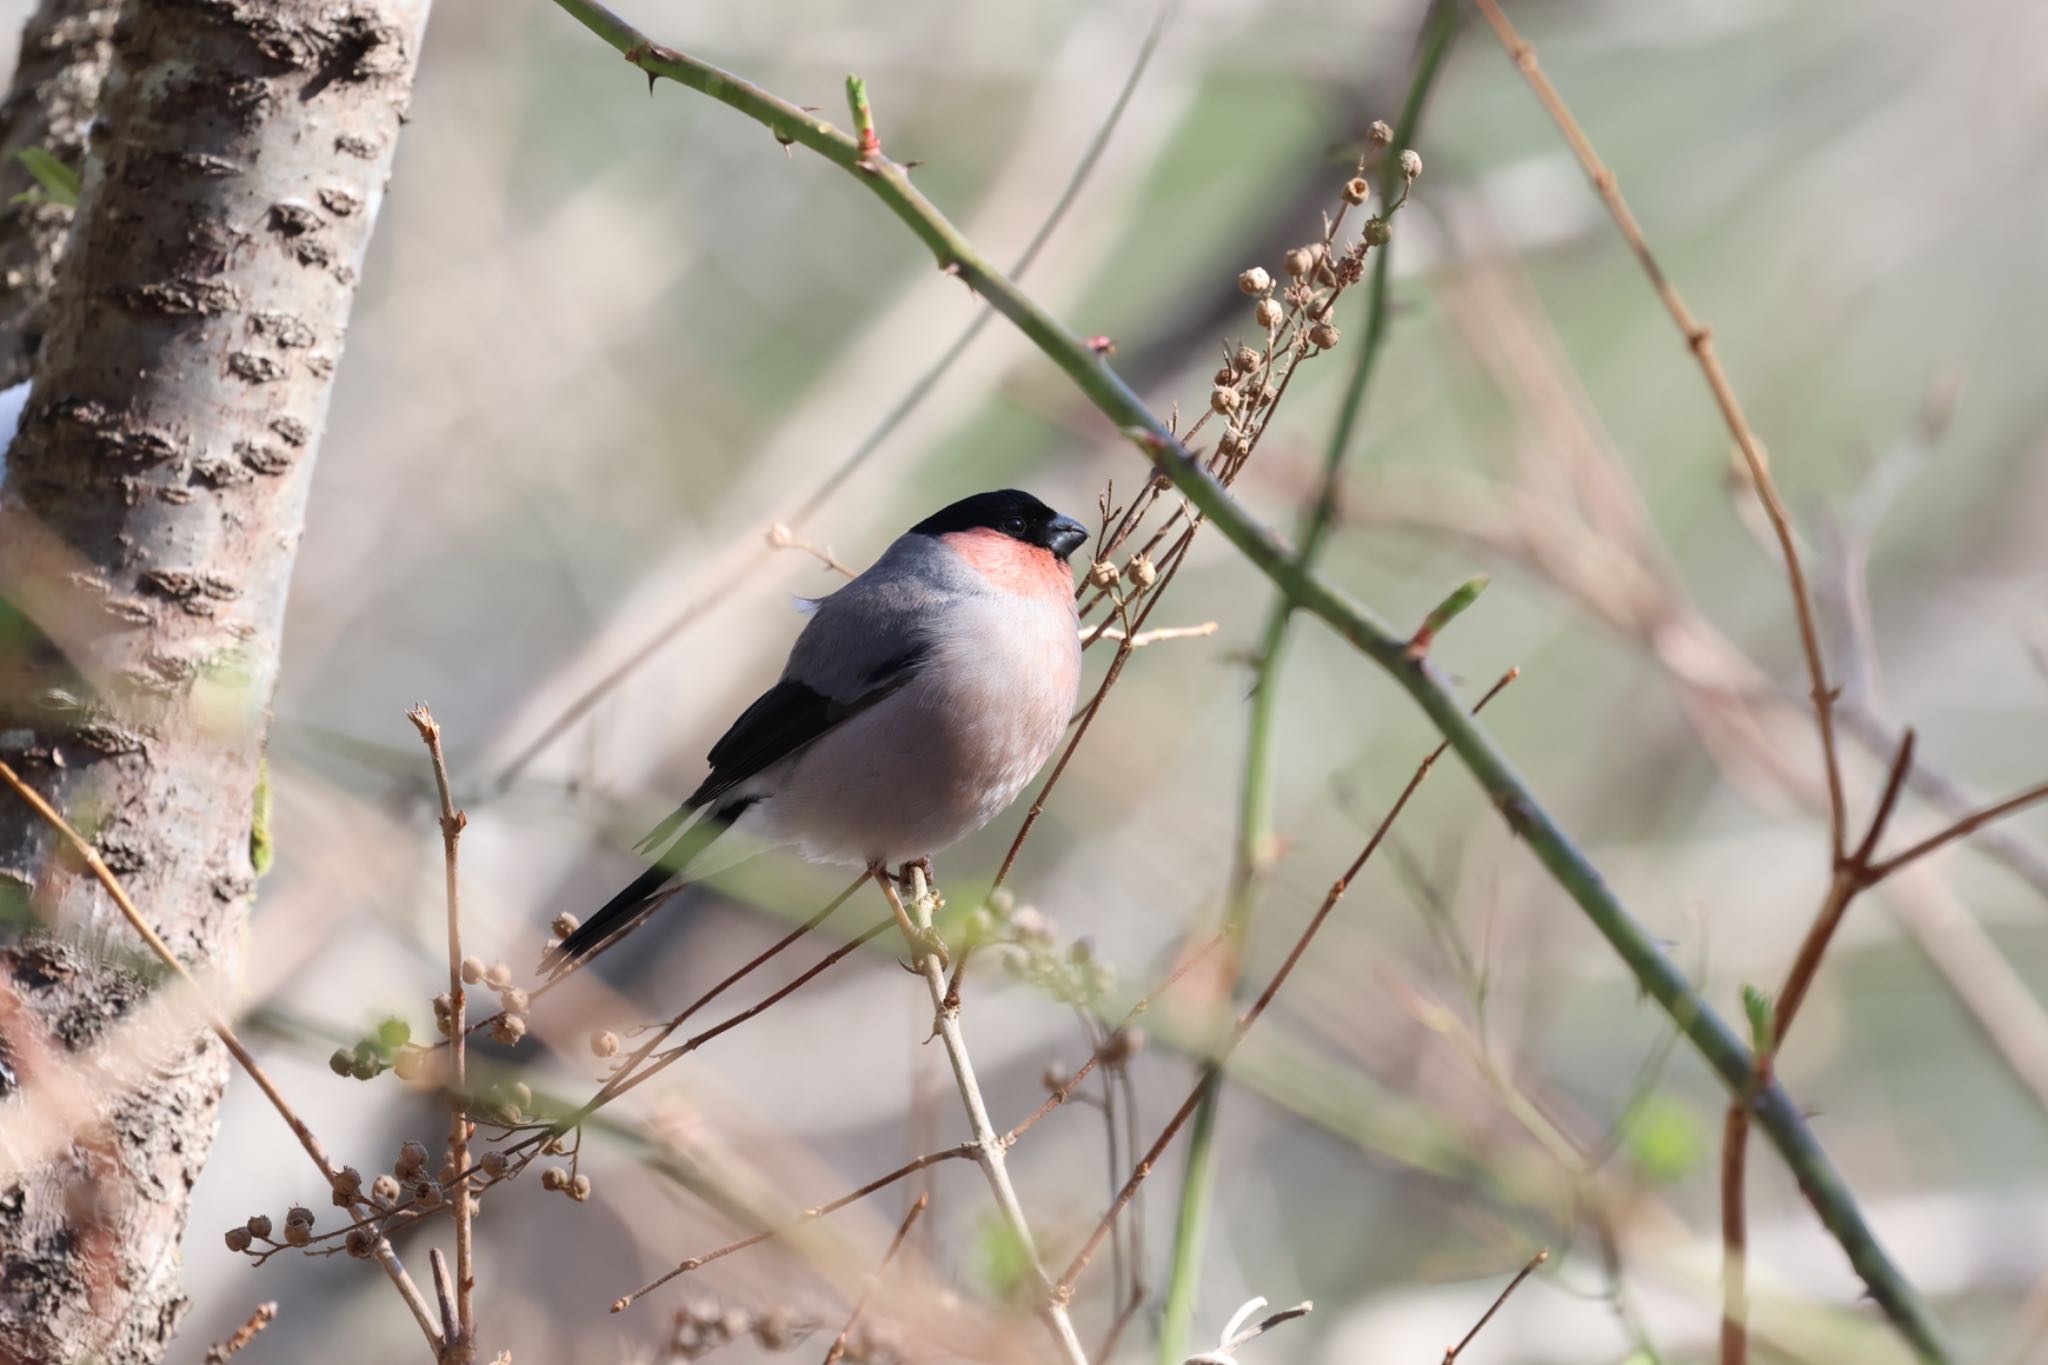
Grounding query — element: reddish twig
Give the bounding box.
[204,1301,278,1363]
[1056,669,1519,1294]
[1470,0,1847,860]
[614,1144,974,1311]
[1444,1250,1548,1363]
[821,1192,928,1365]
[1865,778,2048,885]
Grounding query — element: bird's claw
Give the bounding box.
[906,925,950,970]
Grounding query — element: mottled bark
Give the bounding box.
[0,3,430,1362]
[0,0,120,388]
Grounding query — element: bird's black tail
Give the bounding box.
[541,801,747,974]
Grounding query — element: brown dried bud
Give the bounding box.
[1342,176,1370,206]
[1364,217,1392,247]
[331,1166,363,1203]
[1398,148,1422,181]
[246,1213,272,1240]
[499,987,529,1014]
[540,1167,569,1192]
[1336,254,1365,285]
[1309,321,1341,350]
[345,1228,376,1259]
[568,1174,592,1203]
[482,961,513,992]
[1127,554,1157,589]
[1368,119,1394,147]
[372,1173,401,1205]
[1254,298,1284,330]
[459,956,485,985]
[1283,246,1315,279]
[285,1204,315,1230]
[1086,559,1118,590]
[590,1029,620,1058]
[1232,344,1260,373]
[327,1047,353,1076]
[1209,386,1240,416]
[481,1151,510,1178]
[1236,266,1271,296]
[395,1141,429,1177]
[551,912,580,938]
[412,1179,443,1210]
[491,1013,527,1046]
[348,1052,380,1082]
[284,1223,311,1248]
[225,1225,253,1253]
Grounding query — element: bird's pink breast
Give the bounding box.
[940,528,1075,602]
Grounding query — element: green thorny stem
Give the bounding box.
[1162,4,1462,1360]
[542,2,1955,1359]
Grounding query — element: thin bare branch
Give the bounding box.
[1868,778,2048,885]
[879,868,1089,1365]
[821,1192,929,1365]
[1444,1250,1548,1363]
[408,705,476,1349]
[614,1144,974,1312]
[1057,669,1518,1293]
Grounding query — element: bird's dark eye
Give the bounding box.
[1000,515,1026,536]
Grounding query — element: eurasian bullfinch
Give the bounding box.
[546,490,1090,968]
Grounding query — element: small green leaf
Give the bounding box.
[12,147,79,208]
[1416,574,1489,644]
[1742,983,1775,1056]
[1624,1092,1705,1184]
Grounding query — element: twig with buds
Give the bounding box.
[408,705,479,1357]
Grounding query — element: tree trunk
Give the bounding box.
[0,0,119,390]
[0,3,430,1361]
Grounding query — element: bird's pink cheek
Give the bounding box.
[942,529,1075,601]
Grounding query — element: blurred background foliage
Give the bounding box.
[6,0,2041,1359]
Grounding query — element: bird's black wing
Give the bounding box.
[632,644,927,856]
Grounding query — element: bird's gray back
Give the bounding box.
[782,533,979,699]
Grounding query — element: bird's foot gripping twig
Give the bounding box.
[878,860,949,968]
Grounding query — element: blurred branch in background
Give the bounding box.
[1165,4,1459,1357]
[1465,5,2047,1361]
[536,2,1958,1357]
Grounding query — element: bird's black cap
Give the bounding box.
[911,489,1090,561]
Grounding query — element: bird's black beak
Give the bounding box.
[1045,514,1090,562]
